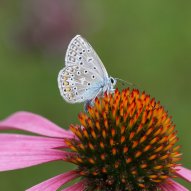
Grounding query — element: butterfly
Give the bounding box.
[57,35,117,110]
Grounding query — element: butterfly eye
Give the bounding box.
[110,78,114,84]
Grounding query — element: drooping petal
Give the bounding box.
[0,111,73,138]
[61,179,86,191]
[159,179,189,191]
[26,170,79,191]
[175,166,191,182]
[0,148,75,171]
[0,134,68,150]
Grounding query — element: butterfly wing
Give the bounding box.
[58,35,110,104]
[65,35,109,80]
[58,65,104,103]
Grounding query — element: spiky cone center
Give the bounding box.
[65,89,181,191]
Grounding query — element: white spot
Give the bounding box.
[80,77,86,84]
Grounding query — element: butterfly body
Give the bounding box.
[58,35,116,105]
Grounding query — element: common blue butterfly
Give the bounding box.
[58,35,116,109]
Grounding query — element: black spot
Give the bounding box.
[92,75,95,79]
[80,62,83,65]
[94,67,96,70]
[84,70,88,74]
[82,49,85,52]
[88,83,91,86]
[88,58,92,62]
[79,52,82,55]
[79,57,82,60]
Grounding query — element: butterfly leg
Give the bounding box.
[84,88,104,112]
[84,100,94,112]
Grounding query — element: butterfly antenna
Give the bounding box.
[115,78,135,87]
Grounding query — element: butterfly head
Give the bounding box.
[109,76,117,88]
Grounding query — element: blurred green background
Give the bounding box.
[0,0,191,190]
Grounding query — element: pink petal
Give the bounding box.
[175,166,191,182]
[0,111,73,138]
[0,134,68,149]
[26,170,79,191]
[0,148,74,171]
[159,179,189,191]
[61,179,86,191]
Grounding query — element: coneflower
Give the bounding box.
[0,89,190,191]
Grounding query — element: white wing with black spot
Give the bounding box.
[58,65,104,103]
[58,35,115,104]
[65,35,109,80]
